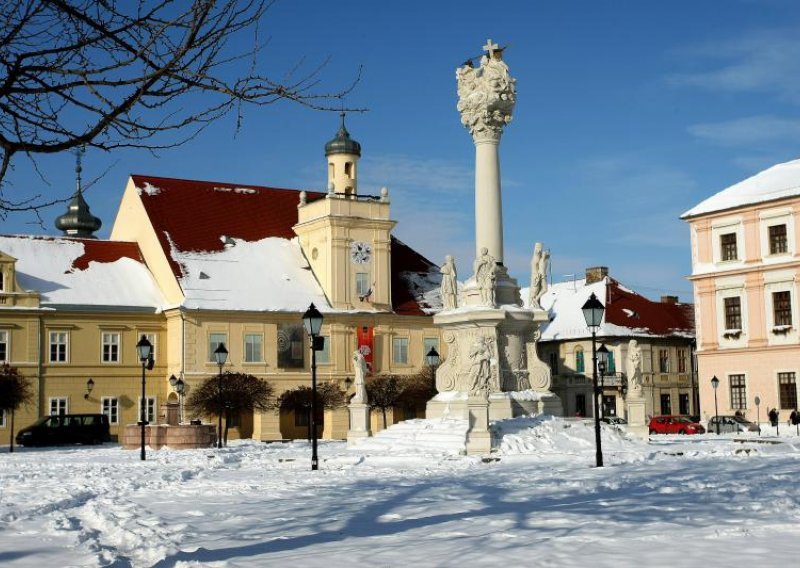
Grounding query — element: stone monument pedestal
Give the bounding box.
[466,396,492,455]
[347,403,372,447]
[626,398,648,439]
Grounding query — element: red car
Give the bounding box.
[648,415,705,435]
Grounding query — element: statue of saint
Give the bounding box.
[626,339,643,397]
[440,255,458,310]
[473,247,496,306]
[467,336,493,394]
[352,350,369,404]
[529,243,543,308]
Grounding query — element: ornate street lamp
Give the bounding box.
[84,377,95,400]
[302,303,324,471]
[581,292,605,467]
[175,377,186,424]
[426,346,440,367]
[213,343,228,449]
[597,344,609,419]
[711,375,720,435]
[136,335,153,461]
[754,395,761,436]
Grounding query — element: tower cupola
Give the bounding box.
[55,146,102,238]
[325,113,360,196]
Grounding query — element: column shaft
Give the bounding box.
[474,138,503,263]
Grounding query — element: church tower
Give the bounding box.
[325,113,361,195]
[294,117,395,311]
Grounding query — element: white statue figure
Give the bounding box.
[352,350,369,404]
[626,339,643,397]
[441,255,458,310]
[473,247,496,306]
[456,40,516,142]
[537,249,550,304]
[467,336,494,394]
[529,243,544,309]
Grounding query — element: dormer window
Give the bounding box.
[720,233,738,261]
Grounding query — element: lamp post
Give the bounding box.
[175,378,185,424]
[581,292,605,468]
[302,303,324,471]
[136,335,153,461]
[711,375,720,435]
[426,346,440,367]
[84,378,95,400]
[597,344,609,419]
[213,343,228,449]
[754,395,761,436]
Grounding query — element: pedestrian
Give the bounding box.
[790,409,798,426]
[768,408,779,427]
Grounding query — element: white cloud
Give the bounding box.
[688,115,800,146]
[668,27,800,103]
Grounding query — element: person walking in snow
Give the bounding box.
[768,408,779,427]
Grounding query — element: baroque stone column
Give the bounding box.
[457,39,516,264]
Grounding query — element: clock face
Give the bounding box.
[350,241,372,264]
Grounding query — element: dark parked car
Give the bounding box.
[15,414,111,447]
[601,416,627,425]
[708,415,760,433]
[649,415,705,435]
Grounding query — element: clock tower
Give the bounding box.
[294,117,396,310]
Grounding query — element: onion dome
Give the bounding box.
[324,112,361,157]
[55,147,102,237]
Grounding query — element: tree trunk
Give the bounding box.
[224,415,230,447]
[9,408,15,453]
[382,407,387,429]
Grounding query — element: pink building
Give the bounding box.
[683,159,800,424]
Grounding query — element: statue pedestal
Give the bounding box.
[466,396,492,455]
[347,403,372,447]
[626,397,648,439]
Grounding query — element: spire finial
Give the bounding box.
[74,145,85,195]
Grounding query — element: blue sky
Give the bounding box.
[4,0,800,301]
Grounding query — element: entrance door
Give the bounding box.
[679,393,690,415]
[660,393,672,415]
[575,394,586,418]
[603,395,617,417]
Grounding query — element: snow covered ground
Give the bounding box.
[2,416,800,567]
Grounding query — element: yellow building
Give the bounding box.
[0,118,442,442]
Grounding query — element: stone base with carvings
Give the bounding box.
[466,396,492,455]
[626,397,648,439]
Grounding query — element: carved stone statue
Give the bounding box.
[456,40,516,143]
[352,350,369,404]
[626,339,643,397]
[440,255,458,310]
[473,247,496,306]
[467,336,494,395]
[529,243,543,308]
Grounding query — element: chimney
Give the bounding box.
[661,295,679,304]
[585,266,608,285]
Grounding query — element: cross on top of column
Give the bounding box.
[483,39,499,58]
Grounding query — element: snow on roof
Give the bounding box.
[0,235,164,310]
[528,276,694,341]
[176,236,329,312]
[682,158,800,218]
[131,175,438,315]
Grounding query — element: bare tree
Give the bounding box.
[278,382,346,441]
[366,374,405,429]
[0,0,363,213]
[185,371,275,446]
[0,363,35,452]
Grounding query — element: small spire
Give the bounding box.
[54,145,102,238]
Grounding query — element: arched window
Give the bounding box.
[575,347,585,373]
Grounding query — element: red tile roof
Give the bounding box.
[605,279,694,336]
[70,239,144,271]
[131,175,437,315]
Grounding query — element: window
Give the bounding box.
[658,349,670,373]
[49,331,68,363]
[729,374,747,410]
[227,410,240,428]
[101,332,120,363]
[208,333,227,362]
[679,393,690,415]
[0,330,7,362]
[769,224,788,255]
[277,324,304,368]
[660,393,671,415]
[724,297,742,330]
[244,334,263,363]
[720,233,738,261]
[773,291,792,327]
[0,270,4,291]
[316,335,331,364]
[49,397,68,415]
[0,409,6,427]
[392,337,409,365]
[356,272,370,299]
[778,372,797,410]
[677,349,687,373]
[575,347,585,373]
[607,351,615,374]
[549,352,558,374]
[423,337,439,364]
[138,397,157,424]
[102,397,119,425]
